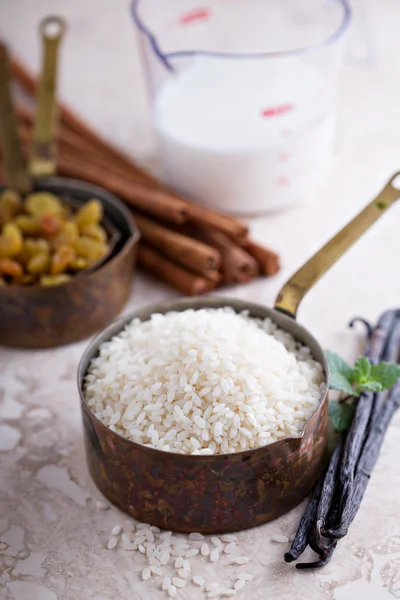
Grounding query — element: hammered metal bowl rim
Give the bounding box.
[78,296,330,460]
[0,177,140,293]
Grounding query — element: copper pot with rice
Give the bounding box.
[78,174,400,533]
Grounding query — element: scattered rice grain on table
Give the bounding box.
[85,308,325,454]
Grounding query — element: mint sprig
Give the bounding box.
[326,351,400,397]
[326,350,400,433]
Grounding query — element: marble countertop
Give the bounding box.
[1,1,400,599]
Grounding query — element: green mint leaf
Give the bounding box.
[359,380,383,393]
[325,350,354,382]
[369,362,400,390]
[329,371,356,396]
[329,400,355,433]
[353,356,372,384]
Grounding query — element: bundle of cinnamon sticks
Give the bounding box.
[2,56,280,295]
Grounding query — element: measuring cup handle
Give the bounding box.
[28,15,66,179]
[274,173,400,319]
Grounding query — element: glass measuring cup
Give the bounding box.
[132,0,351,215]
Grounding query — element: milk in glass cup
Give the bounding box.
[132,0,351,215]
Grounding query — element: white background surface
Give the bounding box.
[1,1,400,599]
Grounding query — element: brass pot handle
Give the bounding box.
[275,173,400,318]
[28,15,66,178]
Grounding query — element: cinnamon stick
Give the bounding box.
[186,202,248,241]
[241,239,280,276]
[133,213,221,277]
[57,150,188,224]
[194,227,259,284]
[138,242,217,296]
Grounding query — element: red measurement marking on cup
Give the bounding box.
[261,104,294,118]
[277,175,290,186]
[279,152,290,161]
[179,7,211,24]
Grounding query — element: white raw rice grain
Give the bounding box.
[189,532,204,541]
[107,536,118,549]
[174,556,184,568]
[224,542,236,554]
[172,578,185,588]
[208,589,222,598]
[162,577,172,590]
[111,524,122,536]
[211,537,222,546]
[182,559,191,572]
[221,590,236,597]
[201,543,210,556]
[210,549,219,562]
[135,535,147,545]
[207,583,220,592]
[96,500,109,510]
[237,573,252,581]
[221,534,236,543]
[138,544,145,553]
[186,548,199,558]
[85,309,325,455]
[146,531,155,542]
[160,551,170,565]
[142,567,151,580]
[271,534,289,543]
[150,526,161,533]
[168,584,177,596]
[178,568,190,578]
[234,580,246,591]
[234,556,250,565]
[193,575,204,586]
[151,566,163,576]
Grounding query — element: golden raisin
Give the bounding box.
[51,244,76,275]
[25,192,63,217]
[0,258,23,279]
[69,257,88,271]
[39,213,61,237]
[40,274,72,286]
[80,224,107,244]
[0,189,21,214]
[24,238,50,255]
[0,223,24,258]
[75,199,103,229]
[14,215,40,236]
[26,251,50,275]
[51,221,78,248]
[73,236,107,262]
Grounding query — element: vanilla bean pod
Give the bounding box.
[284,477,324,563]
[285,309,398,568]
[326,380,400,539]
[288,438,343,567]
[369,313,400,421]
[334,312,394,515]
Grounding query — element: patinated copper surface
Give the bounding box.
[0,178,139,349]
[78,298,329,533]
